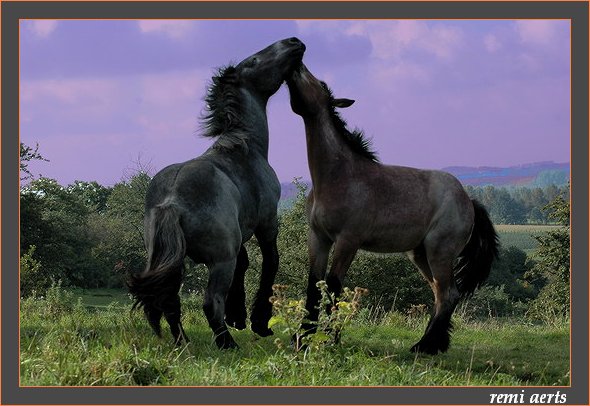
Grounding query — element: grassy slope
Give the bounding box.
[20,295,569,387]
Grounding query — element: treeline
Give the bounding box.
[464,184,567,225]
[19,144,569,321]
[20,174,149,293]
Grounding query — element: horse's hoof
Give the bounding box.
[251,323,274,337]
[410,341,440,355]
[216,337,239,350]
[222,341,239,350]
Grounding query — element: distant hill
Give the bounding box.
[441,161,569,187]
[280,161,570,201]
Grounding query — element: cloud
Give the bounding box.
[371,60,432,85]
[21,69,213,155]
[138,69,207,106]
[515,20,560,46]
[27,20,58,38]
[310,20,464,61]
[484,34,502,53]
[137,20,195,40]
[21,78,118,107]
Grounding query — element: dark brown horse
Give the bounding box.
[128,38,305,349]
[287,64,498,354]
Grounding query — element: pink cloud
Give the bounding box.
[484,34,502,53]
[21,78,117,105]
[341,20,463,61]
[137,20,196,40]
[139,69,208,106]
[25,20,58,38]
[515,20,560,46]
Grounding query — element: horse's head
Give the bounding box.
[234,37,306,99]
[287,63,354,117]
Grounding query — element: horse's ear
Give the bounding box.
[332,98,355,108]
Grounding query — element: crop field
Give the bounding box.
[495,224,562,254]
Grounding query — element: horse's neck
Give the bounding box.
[304,111,353,188]
[241,90,271,159]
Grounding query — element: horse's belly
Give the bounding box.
[360,226,425,253]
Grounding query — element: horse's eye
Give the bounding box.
[246,57,258,67]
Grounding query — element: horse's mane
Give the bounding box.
[200,65,250,152]
[324,84,379,163]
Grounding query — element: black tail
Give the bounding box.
[128,204,186,309]
[454,199,499,297]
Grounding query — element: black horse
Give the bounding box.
[129,38,306,349]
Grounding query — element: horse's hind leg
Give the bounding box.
[225,245,249,330]
[204,258,238,349]
[410,251,460,355]
[144,305,163,337]
[251,231,279,337]
[163,292,189,345]
[161,268,189,345]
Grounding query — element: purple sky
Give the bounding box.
[20,20,570,186]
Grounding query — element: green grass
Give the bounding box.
[495,224,562,254]
[20,291,569,387]
[70,288,131,309]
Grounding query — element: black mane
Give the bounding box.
[200,65,250,151]
[325,86,379,163]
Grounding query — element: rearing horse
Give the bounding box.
[287,63,498,355]
[129,38,306,349]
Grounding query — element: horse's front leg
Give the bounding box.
[300,229,333,337]
[325,238,359,298]
[322,238,359,343]
[250,227,280,337]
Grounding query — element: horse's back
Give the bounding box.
[310,162,473,253]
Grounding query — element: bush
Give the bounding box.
[20,246,49,298]
[346,253,432,312]
[527,190,570,322]
[457,285,526,320]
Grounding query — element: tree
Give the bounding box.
[20,142,48,182]
[20,178,98,288]
[87,171,152,284]
[486,246,536,302]
[527,186,570,321]
[67,181,112,214]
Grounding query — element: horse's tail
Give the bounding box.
[454,199,499,297]
[128,203,186,309]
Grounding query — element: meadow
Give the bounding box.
[19,222,570,387]
[495,224,561,254]
[19,285,569,387]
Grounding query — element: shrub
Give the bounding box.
[269,282,368,352]
[20,245,49,298]
[457,285,526,320]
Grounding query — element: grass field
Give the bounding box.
[20,288,569,387]
[495,224,561,254]
[20,225,568,387]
